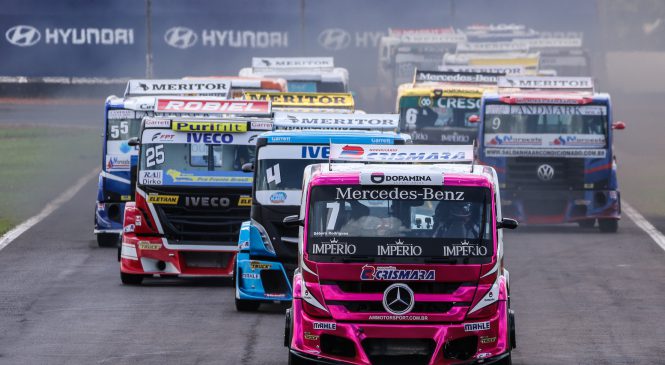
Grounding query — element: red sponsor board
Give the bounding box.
[155,98,270,115]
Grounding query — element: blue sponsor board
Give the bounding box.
[1,0,598,83]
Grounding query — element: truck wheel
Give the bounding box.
[235,297,260,312]
[97,233,119,248]
[598,219,618,233]
[120,272,143,285]
[577,219,596,228]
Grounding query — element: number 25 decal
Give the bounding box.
[146,145,164,168]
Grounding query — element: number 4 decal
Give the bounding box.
[266,164,281,185]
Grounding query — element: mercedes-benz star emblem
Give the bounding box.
[537,164,555,181]
[382,283,415,316]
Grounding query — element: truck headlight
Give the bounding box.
[252,219,275,254]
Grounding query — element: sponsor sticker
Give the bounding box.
[443,240,488,257]
[172,121,247,133]
[252,57,334,69]
[138,241,161,250]
[311,237,357,255]
[105,155,131,171]
[139,170,163,185]
[498,76,594,90]
[415,71,502,84]
[143,118,172,128]
[121,195,132,201]
[360,265,435,281]
[165,170,253,184]
[464,321,491,332]
[238,196,252,206]
[147,194,179,205]
[360,172,443,186]
[155,98,271,115]
[485,148,607,158]
[313,322,337,331]
[269,192,287,204]
[330,144,473,163]
[126,79,230,97]
[480,336,497,344]
[273,112,398,130]
[244,92,354,108]
[335,187,465,201]
[303,332,319,341]
[242,273,260,279]
[250,261,271,270]
[123,224,135,233]
[108,110,136,119]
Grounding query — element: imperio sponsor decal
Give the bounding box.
[442,240,489,257]
[377,239,422,256]
[147,194,179,205]
[464,321,491,332]
[360,265,435,281]
[311,237,357,255]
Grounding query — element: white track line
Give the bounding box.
[623,201,665,252]
[0,168,98,251]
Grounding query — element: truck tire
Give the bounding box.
[235,297,260,312]
[97,233,119,248]
[577,219,596,228]
[598,219,618,233]
[120,272,143,285]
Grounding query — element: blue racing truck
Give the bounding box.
[477,76,625,232]
[234,112,411,311]
[95,79,230,246]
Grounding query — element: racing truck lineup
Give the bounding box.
[284,144,517,365]
[96,79,232,247]
[234,112,411,311]
[476,76,624,231]
[119,98,272,285]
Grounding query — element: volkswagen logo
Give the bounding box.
[318,28,351,51]
[537,164,555,181]
[382,283,415,316]
[164,26,197,49]
[5,25,41,47]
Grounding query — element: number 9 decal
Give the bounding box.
[491,117,501,130]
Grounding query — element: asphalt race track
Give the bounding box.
[0,103,664,364]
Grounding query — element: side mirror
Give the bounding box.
[241,162,254,173]
[497,218,518,230]
[127,137,140,147]
[612,121,626,130]
[283,215,304,227]
[468,115,480,124]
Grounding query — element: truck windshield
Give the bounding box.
[256,145,327,191]
[399,96,479,144]
[484,103,607,148]
[140,142,253,172]
[307,185,493,264]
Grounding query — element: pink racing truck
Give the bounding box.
[284,144,518,365]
